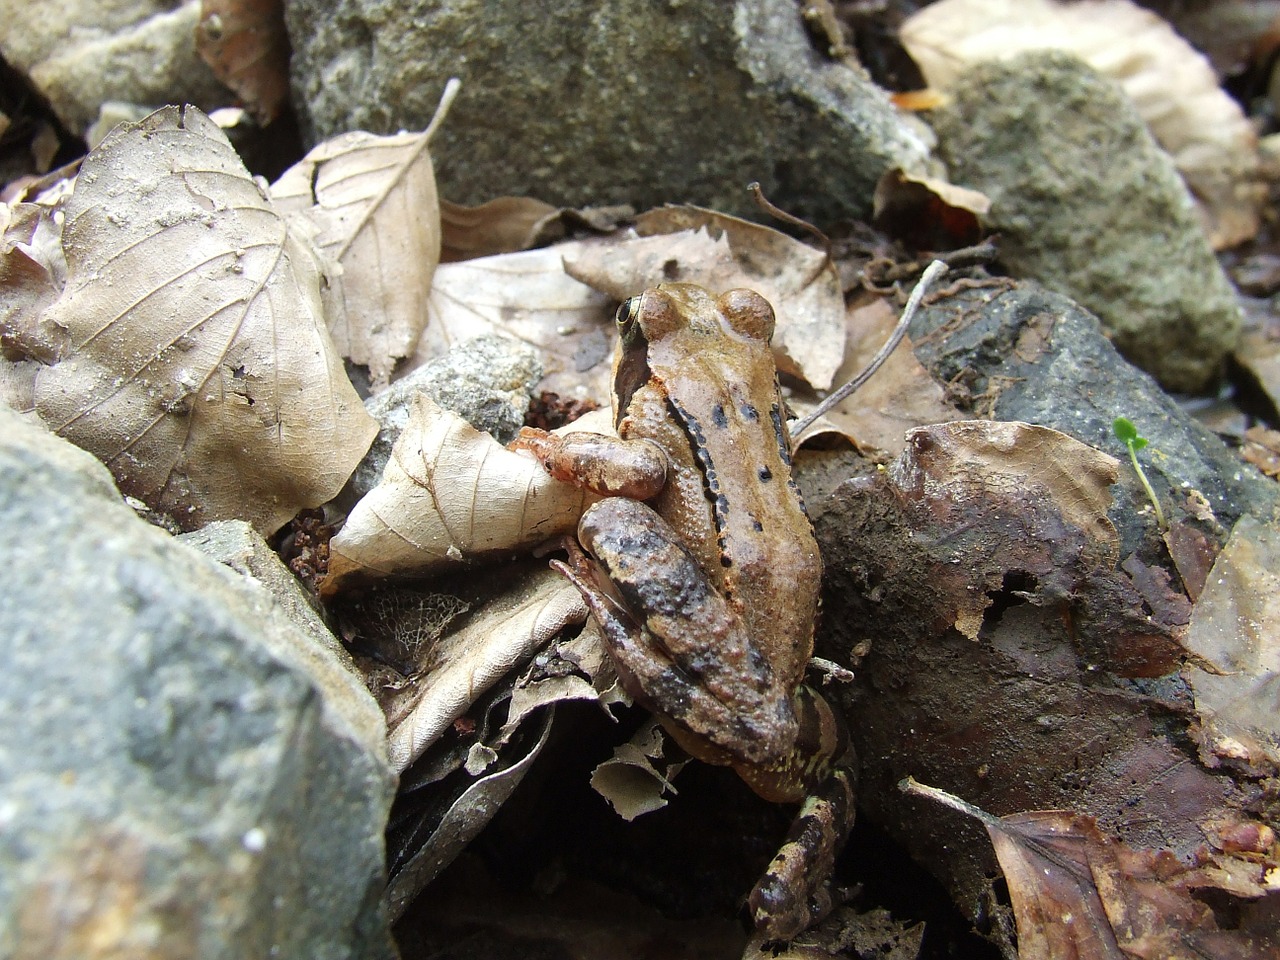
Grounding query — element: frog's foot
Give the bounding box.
[748,762,858,943]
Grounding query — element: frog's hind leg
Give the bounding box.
[748,760,858,942]
[741,686,859,942]
[549,509,795,766]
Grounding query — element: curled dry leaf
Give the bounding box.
[1182,514,1280,771]
[386,706,554,922]
[272,128,441,388]
[900,0,1263,249]
[872,168,990,250]
[589,719,688,821]
[195,0,291,124]
[7,105,376,534]
[563,206,847,390]
[413,246,615,401]
[439,196,561,262]
[325,397,609,593]
[384,565,588,770]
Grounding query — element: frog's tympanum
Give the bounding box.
[515,283,856,941]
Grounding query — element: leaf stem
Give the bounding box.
[1127,443,1166,529]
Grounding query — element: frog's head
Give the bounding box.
[616,283,775,351]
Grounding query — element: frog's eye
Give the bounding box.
[718,289,775,343]
[616,296,642,334]
[617,290,681,342]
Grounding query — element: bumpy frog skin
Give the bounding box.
[515,283,856,941]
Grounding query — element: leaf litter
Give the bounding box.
[2,104,377,535]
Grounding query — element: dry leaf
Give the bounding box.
[872,167,990,250]
[195,0,291,124]
[272,129,441,387]
[325,397,609,592]
[1182,514,1280,770]
[793,296,969,458]
[10,105,376,534]
[384,566,588,769]
[1235,328,1280,420]
[0,201,64,358]
[589,719,688,821]
[990,811,1265,959]
[563,206,847,390]
[413,246,615,401]
[439,196,561,262]
[900,0,1263,249]
[386,706,554,921]
[904,780,1274,960]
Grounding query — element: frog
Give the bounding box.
[514,282,857,941]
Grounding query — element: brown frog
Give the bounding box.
[515,283,856,940]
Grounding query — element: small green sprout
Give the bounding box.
[1112,417,1166,529]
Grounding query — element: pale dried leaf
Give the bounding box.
[590,719,686,821]
[793,296,968,457]
[439,195,561,262]
[272,129,441,387]
[504,619,615,732]
[22,105,375,534]
[1183,514,1280,770]
[385,707,553,921]
[1234,328,1280,419]
[900,0,1263,248]
[893,421,1119,545]
[195,0,290,124]
[413,246,614,401]
[0,201,64,356]
[386,566,587,769]
[563,206,847,390]
[326,397,609,591]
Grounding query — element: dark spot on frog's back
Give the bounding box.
[757,465,772,483]
[711,403,728,429]
[739,402,759,422]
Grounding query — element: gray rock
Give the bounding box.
[178,519,360,676]
[907,281,1276,553]
[0,0,229,136]
[929,51,1241,393]
[346,335,541,505]
[285,0,928,224]
[0,409,396,960]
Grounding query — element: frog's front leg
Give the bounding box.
[513,427,668,500]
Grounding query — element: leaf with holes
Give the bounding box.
[24,105,376,534]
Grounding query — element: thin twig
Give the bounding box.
[423,77,462,144]
[747,181,835,290]
[790,259,948,438]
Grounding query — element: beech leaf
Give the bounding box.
[272,127,442,387]
[385,565,588,769]
[1182,515,1280,770]
[413,246,614,401]
[325,397,608,593]
[563,207,847,390]
[903,780,1273,960]
[195,0,291,124]
[21,105,377,534]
